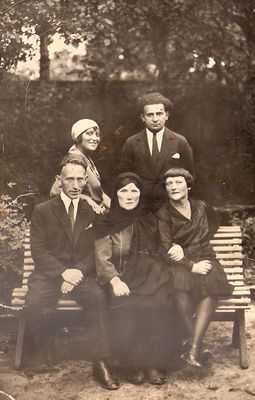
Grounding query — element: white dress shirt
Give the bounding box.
[146,128,164,155]
[60,191,80,222]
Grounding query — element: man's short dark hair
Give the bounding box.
[138,92,174,113]
[60,153,88,173]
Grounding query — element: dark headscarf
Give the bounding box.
[95,172,144,239]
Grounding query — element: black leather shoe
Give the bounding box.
[128,369,145,385]
[145,368,166,385]
[93,360,119,390]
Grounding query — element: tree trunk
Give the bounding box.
[39,32,51,80]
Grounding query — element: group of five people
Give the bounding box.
[25,92,233,390]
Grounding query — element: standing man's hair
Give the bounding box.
[137,92,174,113]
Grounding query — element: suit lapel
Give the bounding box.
[52,196,73,243]
[73,200,94,248]
[157,128,174,174]
[136,130,155,174]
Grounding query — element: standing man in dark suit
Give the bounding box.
[121,92,194,212]
[26,154,119,390]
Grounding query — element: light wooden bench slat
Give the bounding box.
[217,227,241,231]
[210,239,242,245]
[214,232,242,238]
[220,260,243,266]
[223,267,243,273]
[213,246,242,251]
[216,253,243,259]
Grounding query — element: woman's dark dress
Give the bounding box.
[95,215,181,369]
[157,199,233,299]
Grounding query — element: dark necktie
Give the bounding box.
[68,201,75,231]
[151,132,159,164]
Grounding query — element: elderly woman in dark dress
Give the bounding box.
[94,172,180,386]
[157,168,233,368]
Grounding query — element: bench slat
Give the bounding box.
[216,253,243,259]
[218,298,251,305]
[214,232,242,238]
[220,260,243,266]
[217,226,241,231]
[223,267,243,273]
[213,245,242,251]
[210,239,242,245]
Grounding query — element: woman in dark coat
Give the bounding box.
[157,167,233,368]
[94,172,180,386]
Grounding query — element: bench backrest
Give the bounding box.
[210,226,251,310]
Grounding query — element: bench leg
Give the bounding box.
[14,310,26,369]
[232,310,249,369]
[232,315,240,348]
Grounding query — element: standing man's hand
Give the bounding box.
[61,269,83,285]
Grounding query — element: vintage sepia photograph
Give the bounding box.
[0,1,255,399]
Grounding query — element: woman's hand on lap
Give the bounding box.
[110,276,130,296]
[168,244,184,261]
[191,260,212,274]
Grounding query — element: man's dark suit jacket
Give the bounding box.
[121,127,194,201]
[30,195,96,281]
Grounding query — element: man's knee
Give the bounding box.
[25,274,60,310]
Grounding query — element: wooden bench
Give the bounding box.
[210,225,251,369]
[11,226,251,369]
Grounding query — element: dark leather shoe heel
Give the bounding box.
[93,360,119,390]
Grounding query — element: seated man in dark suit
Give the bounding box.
[121,92,194,212]
[25,154,119,390]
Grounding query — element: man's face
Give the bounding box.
[141,103,169,133]
[58,163,87,199]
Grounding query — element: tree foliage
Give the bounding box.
[1,0,255,86]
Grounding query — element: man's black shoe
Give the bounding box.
[93,360,119,390]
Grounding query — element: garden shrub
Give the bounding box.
[0,194,29,307]
[230,211,255,286]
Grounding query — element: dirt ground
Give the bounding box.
[0,303,255,400]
